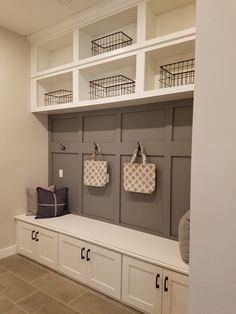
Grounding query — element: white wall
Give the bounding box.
[0,27,48,250]
[189,1,236,314]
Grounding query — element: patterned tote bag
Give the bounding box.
[83,145,108,187]
[123,145,156,194]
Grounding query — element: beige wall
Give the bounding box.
[0,27,48,249]
[189,1,236,314]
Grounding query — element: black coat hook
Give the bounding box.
[60,143,66,151]
[94,142,98,151]
[137,141,141,152]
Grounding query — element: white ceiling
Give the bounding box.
[0,0,103,36]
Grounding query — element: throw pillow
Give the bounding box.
[178,210,190,264]
[26,185,55,216]
[36,187,69,219]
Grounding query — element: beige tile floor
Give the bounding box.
[0,255,143,314]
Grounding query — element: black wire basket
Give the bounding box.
[91,31,132,56]
[44,89,73,106]
[159,58,195,88]
[89,75,135,99]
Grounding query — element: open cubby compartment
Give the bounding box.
[78,6,137,60]
[37,71,73,107]
[37,32,73,72]
[144,39,195,91]
[146,0,196,41]
[79,55,136,101]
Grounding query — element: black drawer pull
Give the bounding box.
[156,273,160,288]
[35,231,39,242]
[31,230,35,240]
[164,276,168,292]
[86,249,91,261]
[81,247,85,260]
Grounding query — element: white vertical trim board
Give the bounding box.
[0,245,17,259]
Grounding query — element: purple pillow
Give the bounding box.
[36,187,69,219]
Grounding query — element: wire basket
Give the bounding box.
[89,75,135,99]
[91,31,132,56]
[44,89,73,106]
[159,58,195,88]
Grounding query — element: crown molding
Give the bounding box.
[27,0,143,44]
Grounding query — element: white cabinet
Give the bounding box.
[17,221,58,270]
[122,256,188,314]
[122,256,162,314]
[58,234,86,283]
[15,216,189,314]
[58,234,121,299]
[162,269,189,314]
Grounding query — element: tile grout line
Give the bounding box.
[0,293,29,314]
[1,256,141,314]
[2,263,83,314]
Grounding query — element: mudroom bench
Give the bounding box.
[15,214,189,314]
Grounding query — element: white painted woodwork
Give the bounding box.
[28,0,196,113]
[79,54,136,101]
[58,234,121,299]
[36,226,58,270]
[16,221,58,270]
[122,256,162,314]
[145,0,196,41]
[86,243,121,299]
[144,38,195,91]
[58,234,86,283]
[37,32,73,72]
[15,215,189,313]
[17,221,36,260]
[162,269,189,314]
[15,214,188,274]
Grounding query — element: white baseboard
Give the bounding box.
[0,245,17,259]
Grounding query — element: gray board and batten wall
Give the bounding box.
[49,99,192,240]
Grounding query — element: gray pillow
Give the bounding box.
[36,187,69,219]
[26,185,54,216]
[178,210,190,264]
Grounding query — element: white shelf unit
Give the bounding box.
[145,0,196,42]
[78,6,137,61]
[35,70,74,108]
[29,0,196,113]
[144,38,195,92]
[35,31,74,73]
[79,54,137,101]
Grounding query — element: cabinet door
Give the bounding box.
[122,256,162,314]
[17,221,37,260]
[36,226,58,270]
[58,234,86,284]
[86,243,121,299]
[162,269,189,314]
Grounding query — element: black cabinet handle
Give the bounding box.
[35,231,39,242]
[156,273,160,288]
[164,276,168,292]
[86,249,91,261]
[81,247,85,260]
[31,230,35,240]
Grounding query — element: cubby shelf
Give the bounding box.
[31,84,194,114]
[29,0,196,114]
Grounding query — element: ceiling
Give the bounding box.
[0,0,103,36]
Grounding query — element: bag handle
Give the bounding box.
[91,143,102,161]
[131,144,147,164]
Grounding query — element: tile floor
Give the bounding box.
[0,255,142,314]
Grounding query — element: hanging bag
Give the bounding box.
[83,145,108,187]
[123,145,156,194]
